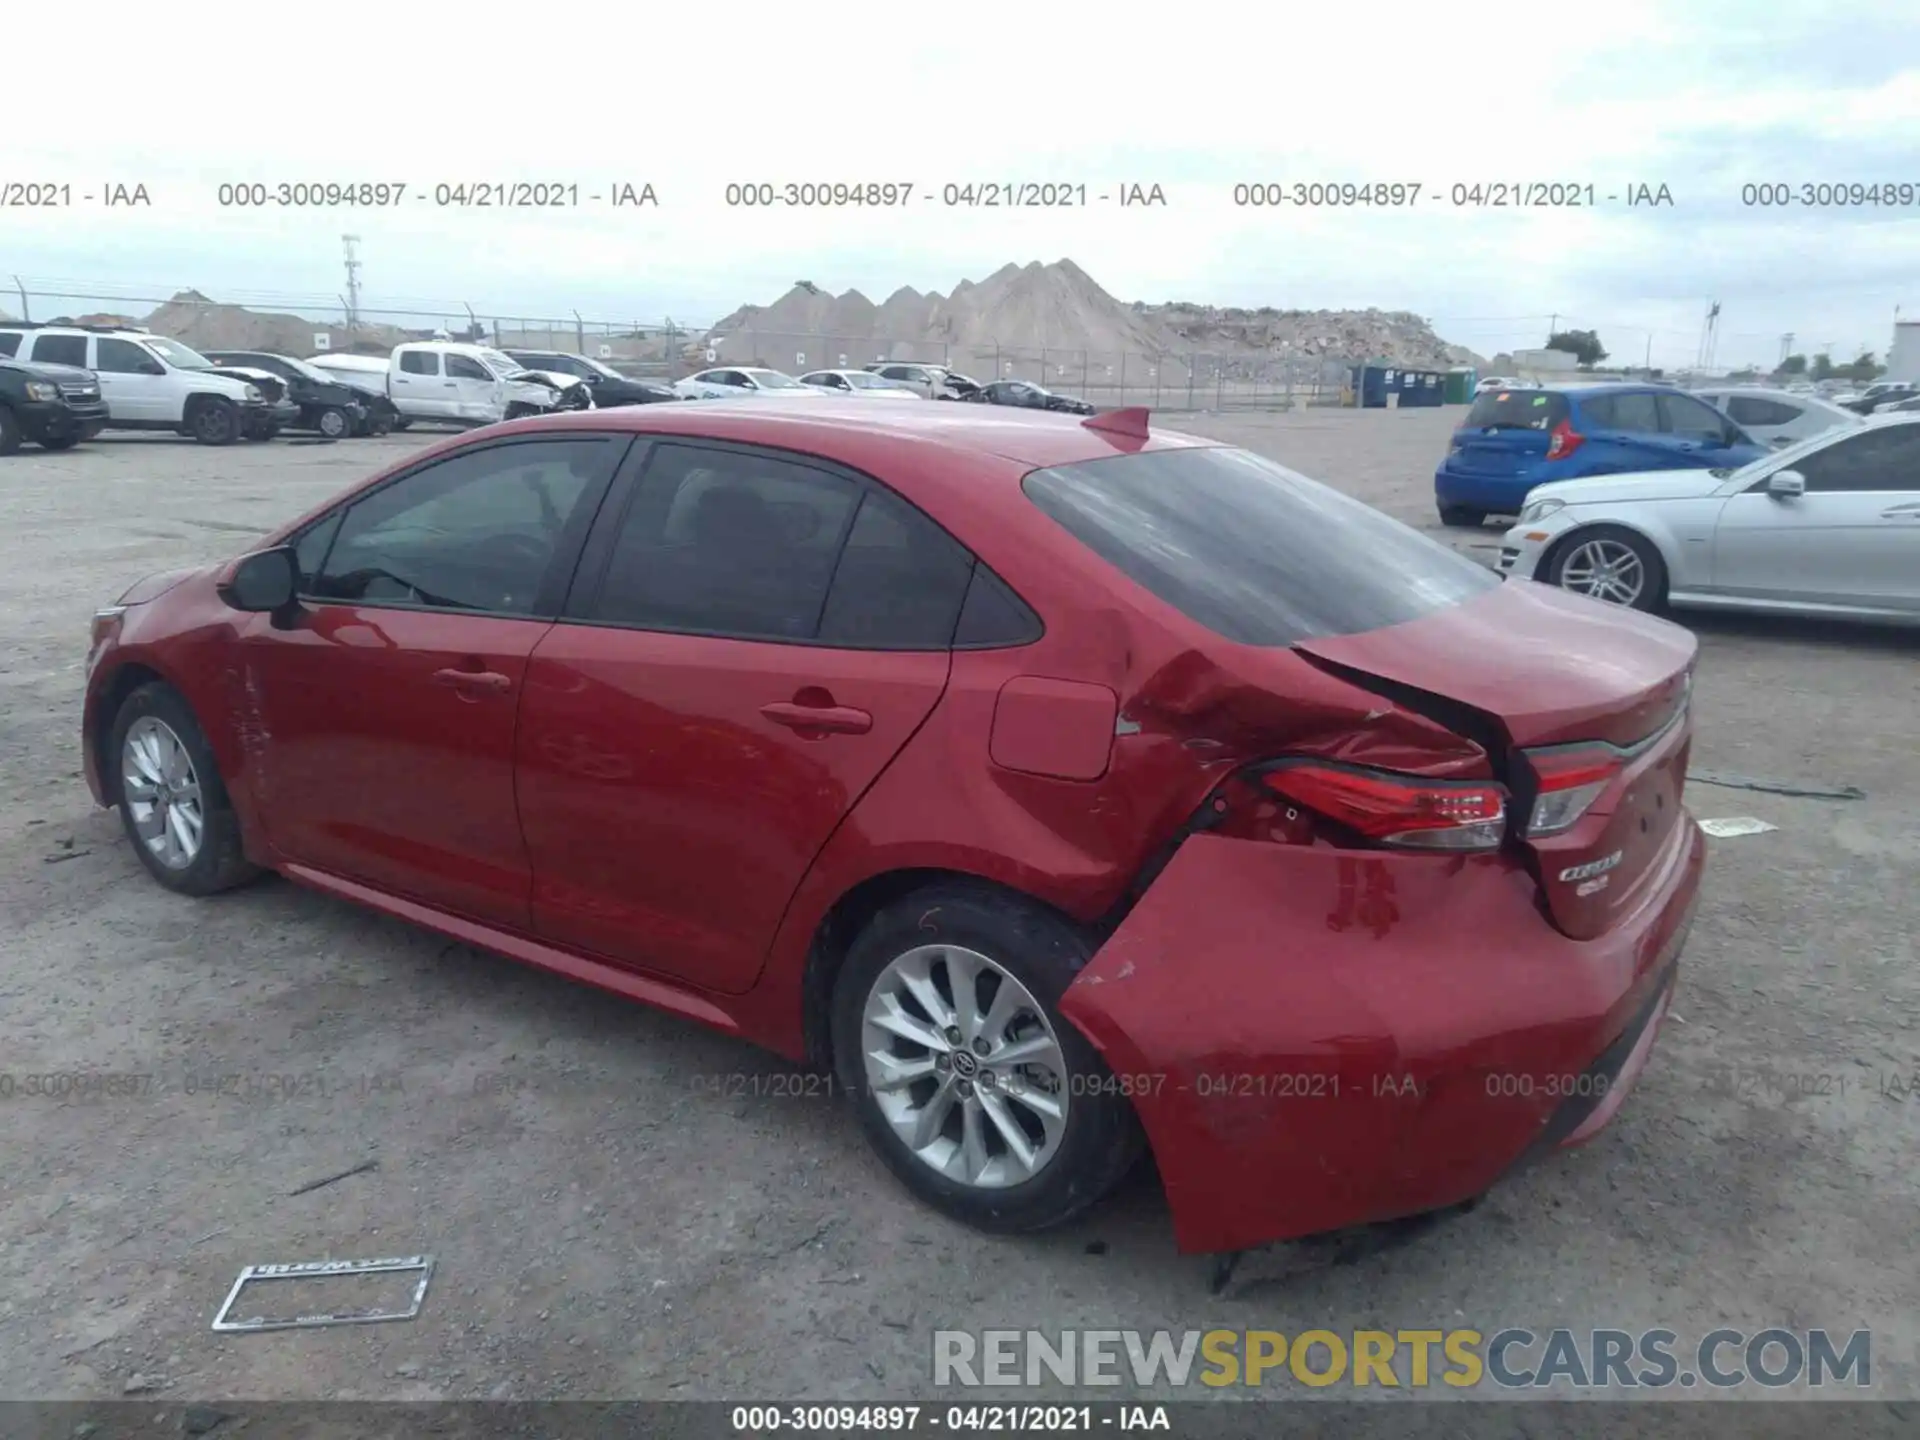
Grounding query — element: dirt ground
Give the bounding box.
[1,408,1914,1407]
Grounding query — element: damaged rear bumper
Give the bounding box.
[1058,818,1705,1256]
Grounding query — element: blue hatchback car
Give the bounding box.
[1432,383,1770,526]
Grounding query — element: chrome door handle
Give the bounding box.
[1879,503,1920,518]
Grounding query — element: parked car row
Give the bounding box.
[669,361,1094,414]
[0,325,692,454]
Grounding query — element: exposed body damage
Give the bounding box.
[1060,823,1703,1256]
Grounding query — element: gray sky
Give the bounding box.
[7,1,1918,369]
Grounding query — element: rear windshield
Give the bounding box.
[1464,389,1569,431]
[1022,446,1501,647]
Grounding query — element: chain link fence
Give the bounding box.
[7,285,1360,409]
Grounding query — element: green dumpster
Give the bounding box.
[1444,367,1476,404]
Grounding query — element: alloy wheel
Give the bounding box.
[121,716,205,870]
[1557,536,1646,607]
[861,944,1071,1189]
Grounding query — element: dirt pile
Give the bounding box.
[1137,301,1481,369]
[139,290,411,356]
[707,261,1480,371]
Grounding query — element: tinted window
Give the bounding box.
[1726,396,1801,427]
[95,337,155,374]
[953,566,1042,648]
[1463,390,1567,430]
[1791,427,1920,493]
[30,334,89,367]
[446,354,490,381]
[1660,393,1734,440]
[594,444,859,639]
[1022,446,1500,647]
[310,438,618,614]
[1581,391,1662,431]
[398,350,439,375]
[817,487,974,647]
[0,333,19,357]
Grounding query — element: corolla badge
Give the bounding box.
[1560,850,1624,883]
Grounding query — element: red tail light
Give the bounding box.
[1261,762,1507,852]
[1546,419,1584,460]
[1524,747,1624,836]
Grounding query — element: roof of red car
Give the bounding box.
[492,396,1218,470]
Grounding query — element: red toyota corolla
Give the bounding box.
[82,400,1704,1258]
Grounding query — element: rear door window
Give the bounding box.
[1022,446,1500,647]
[29,334,89,367]
[593,443,860,639]
[1726,396,1801,427]
[1581,392,1662,431]
[1463,390,1567,431]
[0,333,19,357]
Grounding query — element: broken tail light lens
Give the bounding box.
[1525,748,1623,836]
[1546,419,1584,460]
[1262,762,1507,852]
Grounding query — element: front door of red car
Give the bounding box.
[239,433,628,928]
[515,440,977,994]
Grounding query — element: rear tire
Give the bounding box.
[39,433,83,451]
[1437,504,1487,527]
[1543,524,1667,612]
[108,682,261,896]
[831,882,1143,1234]
[187,398,239,446]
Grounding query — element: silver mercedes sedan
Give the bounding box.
[1498,412,1920,624]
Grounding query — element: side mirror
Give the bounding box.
[218,546,299,612]
[1770,435,1793,448]
[1766,471,1806,499]
[141,360,166,376]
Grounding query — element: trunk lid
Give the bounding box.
[1296,582,1696,939]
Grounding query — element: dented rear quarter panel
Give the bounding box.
[1057,822,1706,1255]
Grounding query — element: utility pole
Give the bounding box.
[1644,333,1653,372]
[1780,332,1794,367]
[342,235,363,333]
[1547,313,1558,342]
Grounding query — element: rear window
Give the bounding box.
[1464,389,1568,431]
[1022,446,1501,647]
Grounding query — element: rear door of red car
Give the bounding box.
[514,439,977,994]
[239,433,629,929]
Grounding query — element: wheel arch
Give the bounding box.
[798,866,1096,1071]
[90,661,172,807]
[1537,517,1677,603]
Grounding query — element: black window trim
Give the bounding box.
[289,431,638,621]
[556,434,1045,653]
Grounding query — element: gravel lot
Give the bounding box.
[1,408,1915,1407]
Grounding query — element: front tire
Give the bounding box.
[0,406,21,455]
[1544,525,1667,612]
[39,432,83,451]
[109,683,260,896]
[831,883,1142,1234]
[187,399,239,446]
[315,406,349,439]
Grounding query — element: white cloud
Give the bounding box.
[4,1,1917,366]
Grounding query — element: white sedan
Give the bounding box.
[671,367,828,400]
[798,369,922,399]
[1690,385,1864,448]
[1497,413,1920,623]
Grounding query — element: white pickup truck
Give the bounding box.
[305,341,584,427]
